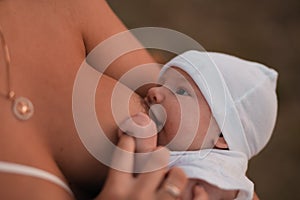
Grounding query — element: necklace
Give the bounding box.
[0,26,34,120]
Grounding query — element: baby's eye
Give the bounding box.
[175,88,189,96]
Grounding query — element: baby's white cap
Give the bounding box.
[160,51,278,159]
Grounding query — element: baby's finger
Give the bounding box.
[157,167,187,200]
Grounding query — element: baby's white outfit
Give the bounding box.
[169,150,253,199]
[160,51,278,199]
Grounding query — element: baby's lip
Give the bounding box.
[144,99,156,119]
[149,108,162,128]
[143,98,166,132]
[148,105,166,132]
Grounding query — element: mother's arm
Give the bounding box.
[76,0,161,97]
[73,0,161,146]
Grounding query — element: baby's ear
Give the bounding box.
[214,133,229,149]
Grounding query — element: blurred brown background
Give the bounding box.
[107,0,300,199]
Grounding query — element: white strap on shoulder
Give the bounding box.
[0,161,73,196]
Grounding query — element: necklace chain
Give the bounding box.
[0,26,13,99]
[0,26,34,120]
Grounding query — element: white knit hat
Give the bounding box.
[160,50,278,159]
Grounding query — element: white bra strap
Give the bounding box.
[0,161,73,196]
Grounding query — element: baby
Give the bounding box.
[120,50,278,199]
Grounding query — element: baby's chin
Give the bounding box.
[157,130,183,151]
[157,130,168,146]
[157,131,200,151]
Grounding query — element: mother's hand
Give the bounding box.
[95,134,187,200]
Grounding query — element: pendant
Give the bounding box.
[12,96,34,121]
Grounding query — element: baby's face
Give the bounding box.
[145,67,219,151]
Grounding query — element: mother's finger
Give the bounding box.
[193,185,209,200]
[157,167,187,200]
[120,112,157,153]
[107,134,135,185]
[134,147,169,192]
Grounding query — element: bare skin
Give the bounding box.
[0,1,260,199]
[0,0,165,199]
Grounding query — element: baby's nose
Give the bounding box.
[146,87,165,104]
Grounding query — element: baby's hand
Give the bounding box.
[118,112,157,153]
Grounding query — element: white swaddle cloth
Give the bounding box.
[170,149,253,199]
[160,50,278,199]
